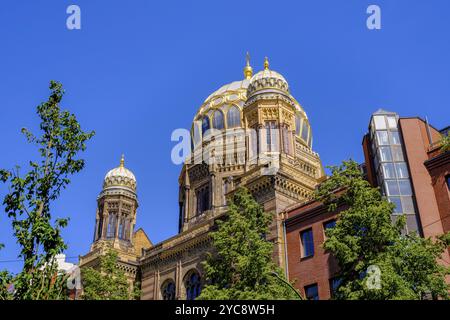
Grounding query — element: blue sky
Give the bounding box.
[0,0,449,273]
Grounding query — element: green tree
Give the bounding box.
[198,187,301,300]
[0,81,94,299]
[316,160,450,300]
[81,249,135,300]
[440,131,450,152]
[0,244,13,300]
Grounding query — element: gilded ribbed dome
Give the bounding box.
[103,155,136,192]
[247,57,289,98]
[191,80,248,142]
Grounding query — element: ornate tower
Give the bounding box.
[240,57,325,267]
[177,55,324,267]
[140,55,324,300]
[92,154,138,251]
[80,155,151,285]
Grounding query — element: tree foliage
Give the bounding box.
[81,249,136,300]
[0,81,94,299]
[198,187,301,300]
[440,131,450,152]
[316,160,450,300]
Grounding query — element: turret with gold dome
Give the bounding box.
[79,154,152,287]
[91,155,139,249]
[102,154,137,195]
[179,54,324,237]
[136,54,325,299]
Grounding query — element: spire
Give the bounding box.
[120,154,125,168]
[264,56,269,70]
[243,52,253,79]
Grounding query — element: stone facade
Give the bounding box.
[139,58,325,300]
[80,58,325,300]
[79,156,152,288]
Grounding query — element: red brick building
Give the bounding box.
[284,198,343,300]
[424,126,450,236]
[283,110,449,299]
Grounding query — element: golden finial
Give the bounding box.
[264,56,269,70]
[243,51,253,79]
[120,154,125,168]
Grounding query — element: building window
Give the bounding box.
[196,184,210,215]
[201,116,210,136]
[222,178,232,206]
[249,127,258,160]
[389,196,403,214]
[107,213,117,238]
[212,110,224,130]
[391,146,404,161]
[398,179,412,196]
[265,121,277,152]
[193,123,201,147]
[382,163,396,179]
[118,218,124,239]
[378,147,392,162]
[185,272,201,300]
[227,106,241,128]
[323,220,336,230]
[373,115,387,130]
[97,217,103,239]
[301,121,309,142]
[402,196,415,213]
[395,162,409,178]
[282,126,292,155]
[162,281,176,300]
[385,180,400,196]
[389,131,401,145]
[323,220,336,241]
[295,114,301,136]
[300,228,314,258]
[304,283,319,300]
[117,218,131,241]
[376,131,389,145]
[329,277,342,299]
[387,116,397,129]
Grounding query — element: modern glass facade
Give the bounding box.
[369,110,419,233]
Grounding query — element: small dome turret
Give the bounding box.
[103,155,137,192]
[247,57,289,98]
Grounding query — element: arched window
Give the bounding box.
[282,126,293,155]
[162,280,176,300]
[124,219,131,240]
[301,120,309,143]
[202,116,210,136]
[295,114,301,136]
[248,127,258,161]
[118,218,131,241]
[107,213,117,238]
[196,184,210,215]
[185,271,201,300]
[96,217,103,240]
[212,110,224,130]
[227,106,241,128]
[118,217,124,239]
[265,121,278,152]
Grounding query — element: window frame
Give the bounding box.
[212,109,225,130]
[304,283,319,300]
[300,228,314,259]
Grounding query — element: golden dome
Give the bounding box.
[247,57,289,98]
[192,57,250,132]
[103,155,137,192]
